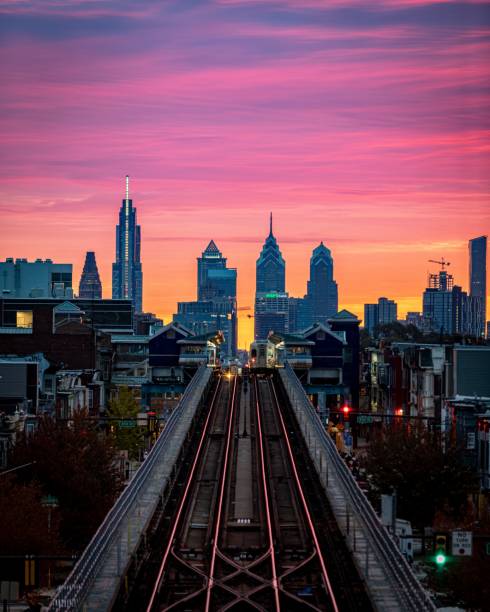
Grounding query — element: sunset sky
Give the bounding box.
[1,0,489,347]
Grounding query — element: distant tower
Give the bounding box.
[256,213,285,294]
[79,252,102,299]
[255,214,288,338]
[306,242,338,324]
[112,176,143,312]
[469,236,487,337]
[197,240,236,301]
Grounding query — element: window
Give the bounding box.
[16,310,33,328]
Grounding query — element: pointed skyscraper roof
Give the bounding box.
[204,239,220,254]
[256,213,285,293]
[79,251,102,299]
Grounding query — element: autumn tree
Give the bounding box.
[10,410,121,551]
[107,386,145,460]
[0,476,64,555]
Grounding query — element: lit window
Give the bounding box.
[16,311,33,328]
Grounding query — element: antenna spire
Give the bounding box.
[125,175,129,201]
[269,211,273,236]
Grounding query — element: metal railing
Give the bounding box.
[49,365,211,611]
[281,363,436,612]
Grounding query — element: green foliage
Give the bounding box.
[108,386,145,460]
[10,411,120,551]
[363,426,477,528]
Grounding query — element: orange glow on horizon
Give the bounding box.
[0,1,488,349]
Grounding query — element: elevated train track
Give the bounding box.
[122,371,371,612]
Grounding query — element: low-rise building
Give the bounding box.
[0,257,72,299]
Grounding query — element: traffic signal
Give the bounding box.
[342,405,351,420]
[434,534,447,566]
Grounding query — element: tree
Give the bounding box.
[360,328,374,349]
[0,476,64,555]
[10,411,121,551]
[107,386,145,460]
[363,426,477,528]
[374,321,424,342]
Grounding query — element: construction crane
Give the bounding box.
[428,258,451,271]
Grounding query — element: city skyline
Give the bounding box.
[1,1,489,348]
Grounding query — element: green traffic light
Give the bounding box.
[435,553,446,565]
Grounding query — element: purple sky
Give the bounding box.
[1,0,489,345]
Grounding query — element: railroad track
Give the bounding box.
[135,372,369,611]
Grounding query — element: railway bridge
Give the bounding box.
[49,365,435,611]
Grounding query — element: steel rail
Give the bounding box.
[49,364,210,612]
[204,375,238,612]
[253,376,281,612]
[281,363,436,612]
[268,377,340,612]
[145,374,223,612]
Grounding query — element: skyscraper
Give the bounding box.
[175,240,237,357]
[469,236,487,337]
[255,214,287,338]
[79,251,102,299]
[256,213,285,294]
[363,297,397,335]
[306,242,338,324]
[112,176,143,312]
[197,240,237,301]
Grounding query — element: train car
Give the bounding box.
[250,340,275,368]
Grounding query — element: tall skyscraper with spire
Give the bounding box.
[256,213,285,293]
[112,176,143,312]
[255,214,288,339]
[79,251,102,299]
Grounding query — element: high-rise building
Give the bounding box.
[78,252,102,299]
[378,297,397,325]
[364,303,378,334]
[469,236,487,337]
[255,214,287,339]
[254,292,289,339]
[306,242,338,325]
[256,213,285,294]
[112,176,143,312]
[423,271,456,335]
[288,296,312,334]
[363,297,397,334]
[197,240,237,301]
[175,240,237,357]
[0,258,72,298]
[422,269,477,336]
